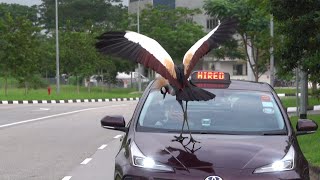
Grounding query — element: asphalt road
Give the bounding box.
[1,102,319,180]
[0,101,137,180]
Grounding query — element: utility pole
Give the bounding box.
[137,0,142,93]
[55,0,60,94]
[295,68,300,117]
[270,15,275,87]
[299,69,308,119]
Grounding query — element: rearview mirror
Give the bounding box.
[296,119,318,135]
[100,115,127,132]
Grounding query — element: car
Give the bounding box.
[100,71,318,180]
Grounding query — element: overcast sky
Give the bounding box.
[0,0,128,6]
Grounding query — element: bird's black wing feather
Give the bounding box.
[95,31,182,89]
[183,18,238,79]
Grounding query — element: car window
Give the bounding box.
[137,88,287,135]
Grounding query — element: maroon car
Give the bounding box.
[101,71,318,180]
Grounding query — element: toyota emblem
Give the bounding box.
[204,176,223,180]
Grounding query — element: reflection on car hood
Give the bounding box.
[134,132,291,171]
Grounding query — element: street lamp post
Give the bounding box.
[55,0,60,94]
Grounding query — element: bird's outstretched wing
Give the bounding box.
[96,31,181,89]
[183,18,238,78]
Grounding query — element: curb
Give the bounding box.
[0,97,140,105]
[287,105,320,113]
[1,97,319,113]
[277,93,306,97]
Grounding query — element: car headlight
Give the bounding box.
[130,141,174,172]
[254,146,295,173]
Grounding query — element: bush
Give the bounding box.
[17,75,48,89]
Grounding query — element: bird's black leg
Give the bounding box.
[184,101,200,145]
[173,100,188,143]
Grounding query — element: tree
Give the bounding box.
[129,5,205,63]
[270,0,320,87]
[39,0,128,32]
[0,3,38,22]
[37,37,56,81]
[0,13,42,95]
[204,0,271,82]
[37,0,131,89]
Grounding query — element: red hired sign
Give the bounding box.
[197,71,225,80]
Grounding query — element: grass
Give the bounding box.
[274,88,320,107]
[290,115,320,167]
[274,87,313,94]
[280,97,320,107]
[0,85,142,100]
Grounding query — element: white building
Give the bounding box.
[128,0,270,82]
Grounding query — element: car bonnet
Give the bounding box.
[134,132,291,171]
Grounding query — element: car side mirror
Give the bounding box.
[296,119,318,135]
[100,115,127,132]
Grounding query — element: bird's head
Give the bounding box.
[153,77,177,99]
[160,84,176,99]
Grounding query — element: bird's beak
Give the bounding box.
[167,85,176,96]
[160,86,168,99]
[160,85,176,99]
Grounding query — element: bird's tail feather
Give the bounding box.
[176,84,215,101]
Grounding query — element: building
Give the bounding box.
[128,0,270,82]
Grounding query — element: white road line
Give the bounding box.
[114,134,122,139]
[0,104,128,129]
[80,158,92,165]
[61,176,72,180]
[40,108,50,111]
[98,144,108,150]
[32,108,50,112]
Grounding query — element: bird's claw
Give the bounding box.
[186,137,200,146]
[172,135,188,143]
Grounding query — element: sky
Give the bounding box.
[0,0,128,6]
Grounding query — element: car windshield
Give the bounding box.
[137,88,287,135]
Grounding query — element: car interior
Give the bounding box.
[138,90,286,134]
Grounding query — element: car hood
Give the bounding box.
[134,132,291,171]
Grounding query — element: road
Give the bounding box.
[0,101,137,180]
[1,102,319,180]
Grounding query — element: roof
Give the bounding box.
[227,80,272,91]
[148,79,272,92]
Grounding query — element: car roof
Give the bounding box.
[227,80,272,91]
[148,79,272,92]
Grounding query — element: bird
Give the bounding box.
[95,18,238,145]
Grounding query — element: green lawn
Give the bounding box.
[290,115,320,167]
[273,88,320,107]
[0,85,142,100]
[275,87,312,94]
[280,97,320,107]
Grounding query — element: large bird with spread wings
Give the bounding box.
[96,18,237,144]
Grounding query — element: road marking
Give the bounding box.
[80,158,92,165]
[61,176,72,180]
[114,134,122,139]
[98,144,108,150]
[32,108,50,112]
[40,108,50,111]
[0,105,128,129]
